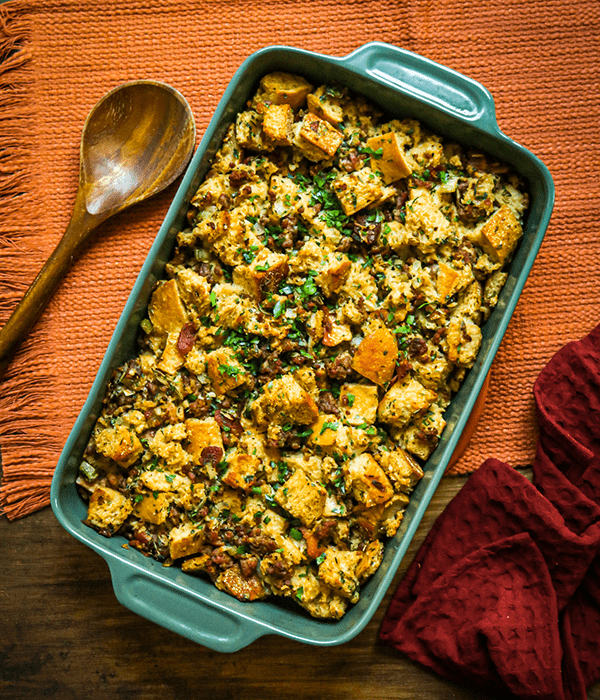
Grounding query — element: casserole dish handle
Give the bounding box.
[343,41,499,131]
[107,559,266,652]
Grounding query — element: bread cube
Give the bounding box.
[206,347,249,395]
[380,448,424,492]
[232,249,289,300]
[235,109,274,152]
[355,494,410,538]
[168,523,205,560]
[332,168,383,215]
[190,172,231,210]
[268,174,309,221]
[95,425,143,468]
[342,453,394,508]
[252,374,319,427]
[216,564,267,602]
[148,278,188,334]
[401,405,447,460]
[204,209,251,267]
[366,132,413,183]
[315,255,352,297]
[185,417,223,463]
[355,540,385,582]
[223,453,261,491]
[436,261,474,302]
[147,424,190,469]
[307,415,371,459]
[378,377,437,428]
[322,314,353,348]
[340,384,379,426]
[86,486,132,534]
[351,328,398,386]
[308,414,340,448]
[479,204,523,263]
[318,547,363,603]
[405,189,451,252]
[445,315,482,367]
[298,112,344,157]
[258,72,312,109]
[132,492,171,525]
[274,468,326,527]
[306,85,345,125]
[262,103,293,145]
[176,268,212,317]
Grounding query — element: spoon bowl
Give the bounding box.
[0,80,196,380]
[81,81,195,216]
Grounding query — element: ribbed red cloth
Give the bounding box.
[380,324,600,700]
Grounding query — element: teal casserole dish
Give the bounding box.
[50,42,554,652]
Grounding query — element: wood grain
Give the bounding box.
[2,470,599,700]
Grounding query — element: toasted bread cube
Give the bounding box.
[355,494,410,538]
[351,328,398,386]
[181,553,216,576]
[380,448,424,492]
[259,72,312,109]
[223,453,261,491]
[308,414,340,447]
[274,468,327,527]
[206,347,249,395]
[147,278,191,374]
[405,189,451,252]
[252,374,319,427]
[437,261,474,302]
[168,523,205,560]
[342,453,394,508]
[232,249,289,300]
[235,109,274,152]
[95,425,143,467]
[292,122,333,162]
[268,174,309,220]
[318,547,363,603]
[148,278,188,334]
[132,492,171,525]
[366,132,412,183]
[138,471,184,493]
[196,209,251,267]
[340,384,379,426]
[445,315,482,367]
[308,417,371,459]
[479,204,523,263]
[315,255,352,296]
[401,406,447,460]
[378,377,437,428]
[262,103,293,145]
[322,315,353,347]
[216,564,268,602]
[355,540,385,582]
[185,417,224,463]
[176,268,212,316]
[87,486,133,534]
[332,168,383,215]
[306,85,344,125]
[299,112,344,157]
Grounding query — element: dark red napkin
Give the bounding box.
[380,324,600,700]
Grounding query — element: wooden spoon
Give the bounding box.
[0,80,196,381]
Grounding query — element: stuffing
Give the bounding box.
[79,69,526,621]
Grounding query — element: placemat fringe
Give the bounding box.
[0,1,57,521]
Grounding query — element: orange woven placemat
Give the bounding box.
[1,0,599,519]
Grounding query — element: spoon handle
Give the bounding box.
[0,195,100,381]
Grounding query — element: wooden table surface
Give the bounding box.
[2,470,599,700]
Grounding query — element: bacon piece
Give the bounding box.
[177,323,196,356]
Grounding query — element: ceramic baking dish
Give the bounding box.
[50,42,554,652]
